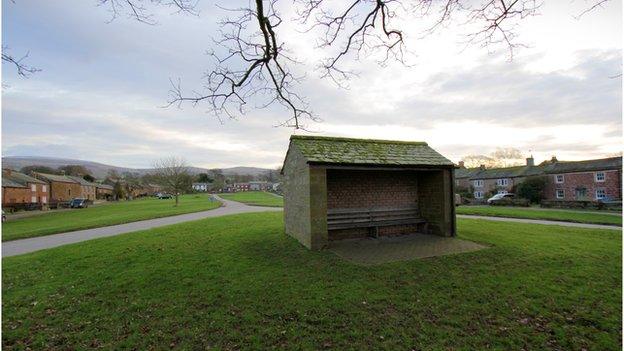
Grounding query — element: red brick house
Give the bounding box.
[32,172,82,203]
[455,156,622,202]
[2,169,49,208]
[542,157,621,201]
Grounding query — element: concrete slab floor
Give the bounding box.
[328,233,488,266]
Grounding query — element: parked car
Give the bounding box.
[2,210,6,222]
[70,198,89,208]
[487,193,515,204]
[157,193,172,199]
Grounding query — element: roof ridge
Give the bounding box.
[290,135,428,146]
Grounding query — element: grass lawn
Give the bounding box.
[457,205,622,226]
[219,191,283,207]
[2,194,221,242]
[3,213,621,350]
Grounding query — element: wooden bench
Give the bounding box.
[327,207,427,238]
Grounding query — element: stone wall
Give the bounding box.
[283,146,313,249]
[417,169,455,237]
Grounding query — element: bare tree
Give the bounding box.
[462,147,524,168]
[4,0,613,126]
[152,157,192,206]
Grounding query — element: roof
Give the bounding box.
[542,157,622,174]
[2,177,27,188]
[454,167,482,179]
[96,183,114,190]
[34,172,79,184]
[289,135,454,167]
[67,176,99,187]
[456,156,622,180]
[2,169,46,185]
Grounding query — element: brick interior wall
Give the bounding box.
[326,169,420,240]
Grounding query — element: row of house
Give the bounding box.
[192,180,280,193]
[2,169,115,208]
[455,156,622,202]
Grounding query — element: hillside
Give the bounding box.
[2,156,272,179]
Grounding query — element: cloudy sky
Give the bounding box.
[2,0,622,169]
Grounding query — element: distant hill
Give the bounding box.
[2,156,272,179]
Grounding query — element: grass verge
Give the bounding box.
[2,194,221,242]
[456,205,622,226]
[219,191,283,207]
[3,213,621,350]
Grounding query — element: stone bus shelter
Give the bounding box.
[282,135,457,250]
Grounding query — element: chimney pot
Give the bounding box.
[479,164,486,171]
[458,161,465,168]
[551,156,558,164]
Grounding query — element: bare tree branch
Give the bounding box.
[1,46,41,78]
[167,0,319,129]
[97,0,199,24]
[575,0,610,19]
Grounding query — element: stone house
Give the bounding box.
[96,183,114,200]
[468,157,542,200]
[282,135,456,250]
[2,169,49,207]
[68,176,98,201]
[192,182,211,192]
[234,183,250,192]
[541,157,621,201]
[249,181,269,191]
[33,172,82,203]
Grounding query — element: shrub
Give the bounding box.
[490,198,530,207]
[516,176,547,203]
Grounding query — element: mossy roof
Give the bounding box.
[290,135,454,167]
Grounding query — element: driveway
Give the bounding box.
[457,214,622,230]
[3,196,282,258]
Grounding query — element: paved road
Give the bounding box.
[458,214,622,230]
[3,196,282,258]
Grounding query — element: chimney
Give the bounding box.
[526,156,534,167]
[550,156,558,164]
[479,164,486,171]
[458,161,465,168]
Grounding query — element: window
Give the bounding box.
[595,172,605,182]
[473,180,484,188]
[474,191,483,199]
[555,175,564,183]
[68,189,71,196]
[42,185,47,192]
[31,184,36,191]
[42,196,47,204]
[556,189,565,199]
[455,180,460,186]
[31,196,37,203]
[496,179,509,186]
[596,189,606,200]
